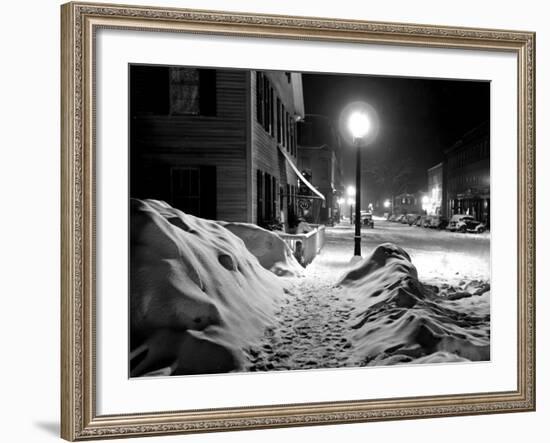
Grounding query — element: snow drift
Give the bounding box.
[219,222,303,277]
[130,199,286,377]
[338,243,490,366]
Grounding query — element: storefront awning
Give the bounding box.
[456,187,490,200]
[278,145,325,201]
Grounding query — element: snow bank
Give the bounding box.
[219,222,303,277]
[130,199,286,377]
[338,243,490,366]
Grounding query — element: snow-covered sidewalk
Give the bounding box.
[246,259,355,371]
[247,223,491,371]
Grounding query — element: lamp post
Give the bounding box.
[340,101,377,257]
[348,112,370,256]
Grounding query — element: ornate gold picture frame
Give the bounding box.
[61,2,535,440]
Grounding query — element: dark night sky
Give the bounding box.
[301,73,490,199]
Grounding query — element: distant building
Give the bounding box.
[444,121,490,226]
[393,192,422,215]
[297,115,343,224]
[130,66,320,230]
[426,162,444,216]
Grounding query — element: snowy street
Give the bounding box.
[325,219,490,286]
[247,220,490,372]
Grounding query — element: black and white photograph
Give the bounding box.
[129,65,491,378]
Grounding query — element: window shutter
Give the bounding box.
[130,65,169,115]
[199,69,217,116]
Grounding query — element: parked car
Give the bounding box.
[362,213,374,228]
[352,210,374,228]
[415,215,427,227]
[395,214,406,223]
[446,214,486,233]
[406,213,421,225]
[429,215,448,230]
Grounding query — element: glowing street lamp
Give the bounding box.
[383,199,391,209]
[341,103,377,257]
[348,112,371,139]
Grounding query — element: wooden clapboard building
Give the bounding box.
[130,65,318,229]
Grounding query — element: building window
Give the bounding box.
[282,105,287,148]
[269,87,275,136]
[257,171,278,225]
[169,68,199,115]
[256,169,264,224]
[264,172,273,221]
[169,68,216,116]
[170,166,216,219]
[272,176,278,220]
[256,72,276,138]
[285,112,291,151]
[263,75,270,133]
[172,167,200,215]
[277,98,282,144]
[256,72,264,125]
[130,66,216,117]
